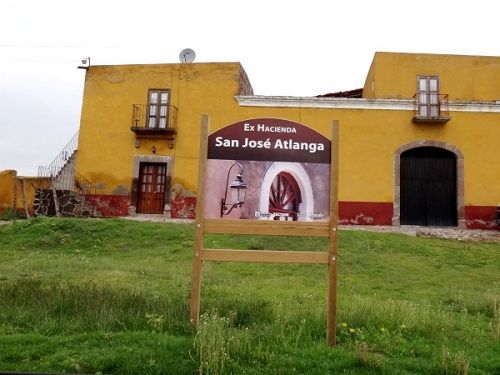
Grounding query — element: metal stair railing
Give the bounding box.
[46,132,79,178]
[37,131,96,195]
[74,168,96,195]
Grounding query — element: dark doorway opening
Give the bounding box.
[400,147,457,226]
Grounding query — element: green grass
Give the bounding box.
[0,217,499,374]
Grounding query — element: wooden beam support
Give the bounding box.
[189,114,209,327]
[327,120,339,347]
[50,176,61,217]
[202,249,329,264]
[204,218,330,237]
[19,178,30,219]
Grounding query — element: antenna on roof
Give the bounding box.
[179,48,196,63]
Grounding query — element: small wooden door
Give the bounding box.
[137,163,167,214]
[269,172,302,221]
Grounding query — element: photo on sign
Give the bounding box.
[204,118,332,221]
[204,159,330,221]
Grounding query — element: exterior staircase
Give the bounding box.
[34,132,101,217]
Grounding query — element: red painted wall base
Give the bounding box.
[78,194,500,231]
[465,206,500,230]
[82,194,129,217]
[339,201,393,225]
[171,197,196,219]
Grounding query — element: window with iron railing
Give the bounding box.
[413,76,450,123]
[131,89,177,138]
[148,89,170,128]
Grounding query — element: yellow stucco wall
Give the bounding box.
[0,170,39,214]
[208,106,499,206]
[0,170,15,212]
[77,62,244,195]
[363,52,500,100]
[76,53,500,210]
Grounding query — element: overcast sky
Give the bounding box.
[1,0,499,176]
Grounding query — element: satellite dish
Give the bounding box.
[179,48,196,63]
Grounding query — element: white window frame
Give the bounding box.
[147,89,170,129]
[417,76,440,117]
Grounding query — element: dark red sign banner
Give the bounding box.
[207,118,331,163]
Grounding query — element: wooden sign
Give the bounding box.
[190,115,339,346]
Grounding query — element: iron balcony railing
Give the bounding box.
[131,104,178,137]
[413,93,451,123]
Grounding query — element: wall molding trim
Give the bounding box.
[236,95,500,113]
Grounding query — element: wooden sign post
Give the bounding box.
[190,114,339,346]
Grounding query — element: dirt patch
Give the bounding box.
[123,215,500,242]
[340,225,500,242]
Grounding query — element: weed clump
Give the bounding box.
[194,310,232,375]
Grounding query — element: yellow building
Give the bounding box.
[61,52,500,229]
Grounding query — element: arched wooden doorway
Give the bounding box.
[400,147,457,226]
[268,172,302,221]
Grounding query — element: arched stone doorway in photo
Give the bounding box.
[268,172,302,221]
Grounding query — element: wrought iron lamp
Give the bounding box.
[220,163,247,217]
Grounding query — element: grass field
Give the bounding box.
[0,217,499,374]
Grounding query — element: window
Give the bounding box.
[417,76,440,117]
[148,89,170,128]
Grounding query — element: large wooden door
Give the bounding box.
[268,172,302,221]
[137,163,167,214]
[400,147,457,226]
